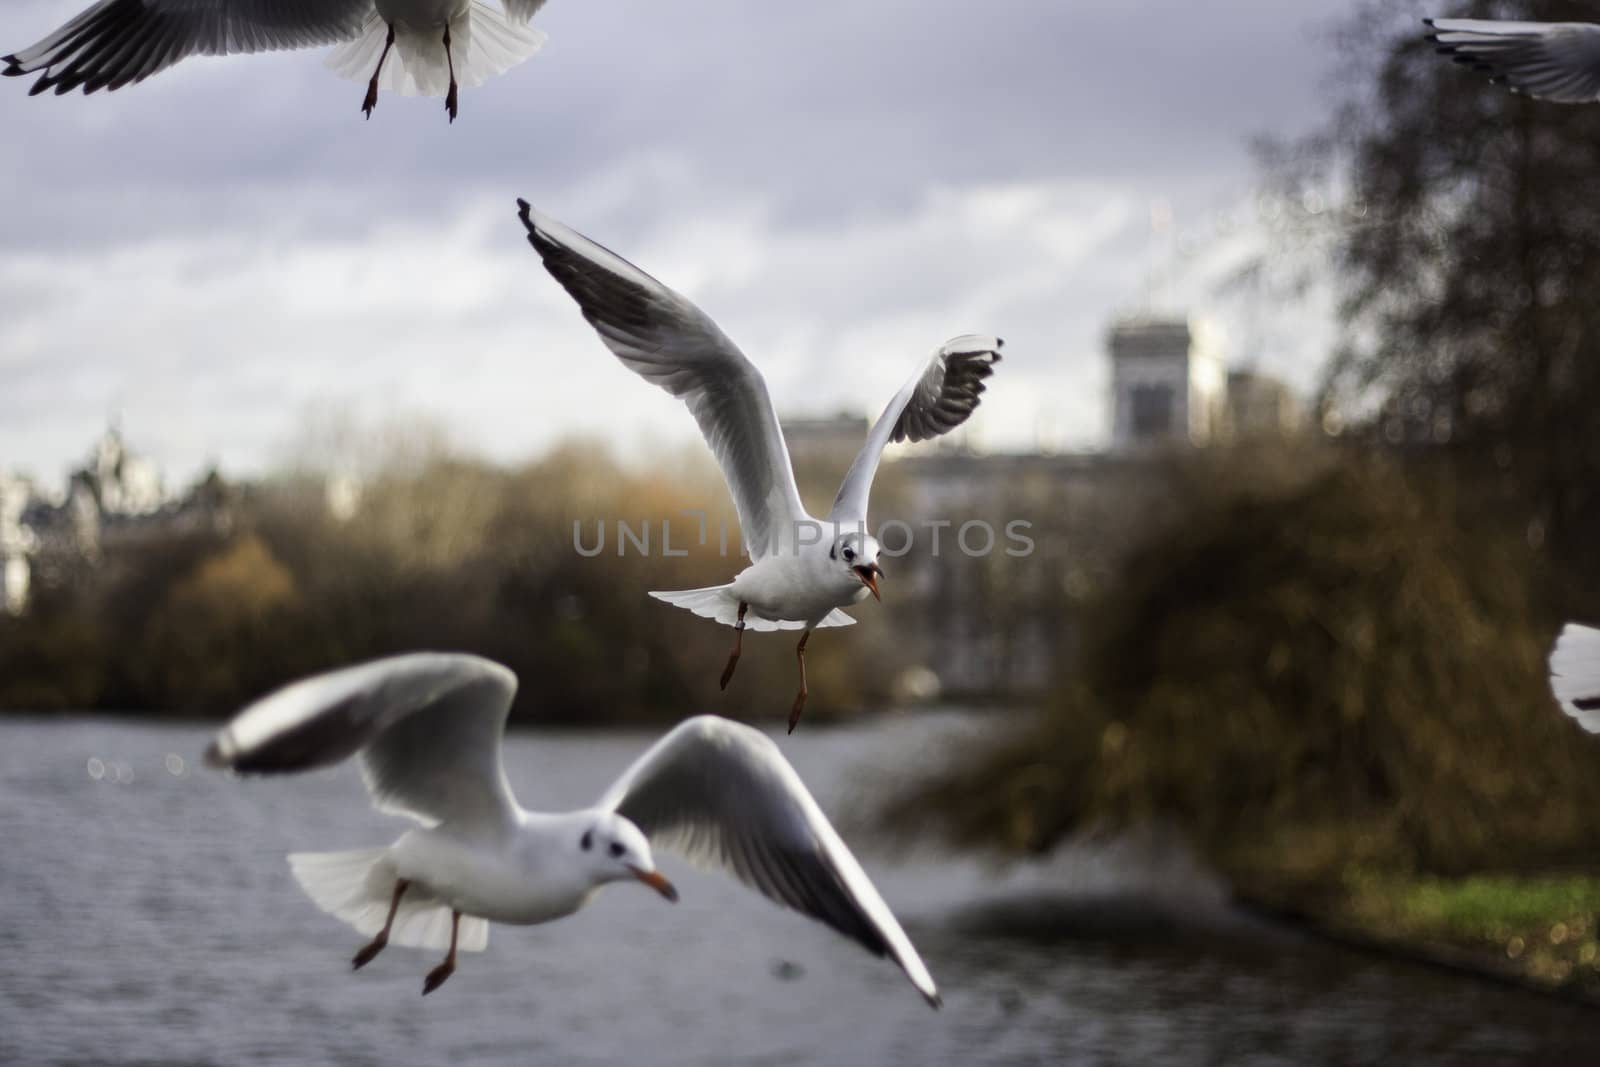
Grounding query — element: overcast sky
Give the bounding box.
[0,0,1384,488]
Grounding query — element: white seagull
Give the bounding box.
[516,200,1003,732]
[1549,622,1600,732]
[204,652,941,1005]
[1426,17,1600,103]
[4,0,552,121]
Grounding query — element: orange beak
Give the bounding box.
[630,866,679,902]
[853,563,883,602]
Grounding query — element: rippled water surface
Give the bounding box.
[2,714,1597,1066]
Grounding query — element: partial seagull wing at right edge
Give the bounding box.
[1427,19,1600,103]
[828,335,1003,524]
[1550,623,1600,733]
[518,201,809,561]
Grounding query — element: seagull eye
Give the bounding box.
[609,842,626,859]
[580,830,593,851]
[843,546,856,561]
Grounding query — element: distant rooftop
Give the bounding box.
[779,412,870,436]
[1106,315,1223,358]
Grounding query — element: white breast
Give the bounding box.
[392,824,590,926]
[729,547,867,625]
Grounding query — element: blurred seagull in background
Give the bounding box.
[1426,17,1600,103]
[205,653,941,1004]
[4,0,552,121]
[517,200,1003,732]
[1549,623,1600,732]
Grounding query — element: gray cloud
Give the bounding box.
[0,0,1358,482]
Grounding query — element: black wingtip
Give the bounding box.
[516,199,543,247]
[202,739,228,770]
[926,990,943,1010]
[516,200,555,260]
[1422,17,1435,28]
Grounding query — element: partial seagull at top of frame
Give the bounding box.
[1426,16,1600,103]
[1549,622,1600,733]
[204,652,941,1006]
[516,200,1004,734]
[4,0,552,122]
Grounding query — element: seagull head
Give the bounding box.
[834,532,884,601]
[577,812,677,902]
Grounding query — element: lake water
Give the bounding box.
[1,713,1596,1066]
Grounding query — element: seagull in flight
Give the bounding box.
[1549,622,1600,732]
[1426,17,1600,103]
[205,652,941,1005]
[517,200,1003,732]
[4,0,552,121]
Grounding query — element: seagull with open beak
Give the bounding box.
[518,201,1002,731]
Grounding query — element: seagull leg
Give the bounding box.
[422,910,461,995]
[362,23,396,119]
[720,602,748,690]
[352,878,409,970]
[787,630,811,734]
[442,24,459,123]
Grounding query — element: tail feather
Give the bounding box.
[326,3,546,98]
[1550,623,1600,734]
[288,849,488,953]
[648,587,856,630]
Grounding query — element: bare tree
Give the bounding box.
[1266,0,1600,608]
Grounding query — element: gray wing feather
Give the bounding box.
[829,334,1002,523]
[597,716,940,1007]
[517,201,809,560]
[4,0,374,95]
[206,653,520,829]
[1428,19,1600,104]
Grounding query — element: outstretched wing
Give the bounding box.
[1427,18,1600,104]
[596,716,940,1007]
[518,201,810,560]
[1549,623,1600,733]
[206,653,520,829]
[829,334,1002,523]
[4,0,374,96]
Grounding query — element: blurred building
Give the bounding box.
[2,427,235,613]
[779,413,871,463]
[80,425,165,517]
[0,473,37,616]
[1225,367,1304,440]
[1108,316,1229,451]
[782,312,1302,701]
